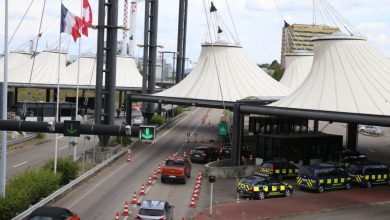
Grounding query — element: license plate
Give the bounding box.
[195,155,200,157]
[169,176,176,178]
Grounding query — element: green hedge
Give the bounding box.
[176,106,184,115]
[151,114,165,126]
[43,158,79,185]
[0,169,61,219]
[111,136,132,147]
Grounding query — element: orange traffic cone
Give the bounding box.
[127,154,131,163]
[157,164,161,174]
[249,154,253,161]
[115,212,119,220]
[140,183,146,195]
[194,184,200,191]
[189,197,196,208]
[147,175,153,185]
[153,170,157,180]
[193,190,199,200]
[194,188,199,196]
[131,191,138,204]
[198,171,202,176]
[197,179,202,185]
[122,201,129,216]
[182,216,185,220]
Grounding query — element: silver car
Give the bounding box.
[359,125,384,135]
[135,200,174,220]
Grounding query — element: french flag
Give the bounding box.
[61,4,82,42]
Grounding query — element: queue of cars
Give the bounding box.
[237,150,390,200]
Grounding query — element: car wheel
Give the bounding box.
[359,129,364,133]
[258,191,265,200]
[366,181,372,188]
[183,176,187,184]
[345,183,351,190]
[187,171,191,178]
[318,185,324,193]
[387,180,390,186]
[285,189,291,197]
[161,177,166,183]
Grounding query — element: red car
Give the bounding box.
[28,206,80,220]
[161,157,191,184]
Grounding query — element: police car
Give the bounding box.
[347,160,390,188]
[257,160,299,180]
[236,174,293,200]
[297,163,351,193]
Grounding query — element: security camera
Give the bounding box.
[125,125,131,136]
[47,121,55,132]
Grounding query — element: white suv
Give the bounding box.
[359,125,384,135]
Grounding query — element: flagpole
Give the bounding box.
[55,1,64,174]
[73,0,83,161]
[1,0,9,197]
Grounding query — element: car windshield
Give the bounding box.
[165,160,185,166]
[193,149,205,154]
[29,217,53,220]
[138,209,164,216]
[239,176,261,184]
[298,167,314,176]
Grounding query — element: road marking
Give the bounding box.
[13,161,28,168]
[159,109,199,139]
[369,149,375,153]
[58,135,64,139]
[59,145,68,150]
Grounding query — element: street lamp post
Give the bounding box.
[82,135,91,171]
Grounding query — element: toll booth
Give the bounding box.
[248,116,343,165]
[16,101,76,122]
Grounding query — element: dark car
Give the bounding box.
[220,143,232,158]
[28,206,80,220]
[347,160,390,188]
[237,174,293,200]
[257,160,299,180]
[135,200,174,220]
[190,146,219,163]
[331,150,367,168]
[297,163,351,193]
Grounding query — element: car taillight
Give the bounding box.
[135,215,142,220]
[159,217,167,220]
[271,164,275,172]
[202,153,207,157]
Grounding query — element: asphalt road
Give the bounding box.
[53,107,225,220]
[6,134,98,178]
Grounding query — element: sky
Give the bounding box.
[0,0,389,65]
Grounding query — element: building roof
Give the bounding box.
[66,55,143,89]
[271,33,390,116]
[0,51,32,70]
[280,52,313,90]
[3,51,73,86]
[155,42,291,102]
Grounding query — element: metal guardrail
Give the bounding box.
[12,141,138,220]
[7,133,38,145]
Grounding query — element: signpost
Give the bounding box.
[139,125,156,141]
[63,120,81,137]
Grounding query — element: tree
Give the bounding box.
[269,60,282,81]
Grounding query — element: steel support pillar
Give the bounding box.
[231,103,242,166]
[346,123,358,151]
[313,120,319,132]
[126,94,132,125]
[175,0,188,83]
[0,83,2,117]
[14,87,18,106]
[95,0,119,146]
[45,88,50,102]
[142,0,159,124]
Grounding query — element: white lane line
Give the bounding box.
[13,161,28,168]
[59,145,68,150]
[67,162,129,209]
[369,149,375,153]
[158,109,198,139]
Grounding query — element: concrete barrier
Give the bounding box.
[204,159,259,178]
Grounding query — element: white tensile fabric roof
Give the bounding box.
[279,52,313,91]
[155,42,291,102]
[271,33,390,115]
[66,55,143,89]
[3,51,74,86]
[0,51,32,70]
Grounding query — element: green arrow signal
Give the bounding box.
[142,128,154,140]
[66,124,78,134]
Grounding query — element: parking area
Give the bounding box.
[190,176,390,219]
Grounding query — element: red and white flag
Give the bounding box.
[61,4,82,42]
[82,0,93,36]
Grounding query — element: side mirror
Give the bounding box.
[125,125,131,136]
[170,205,175,209]
[47,121,55,132]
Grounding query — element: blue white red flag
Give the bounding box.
[61,4,82,42]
